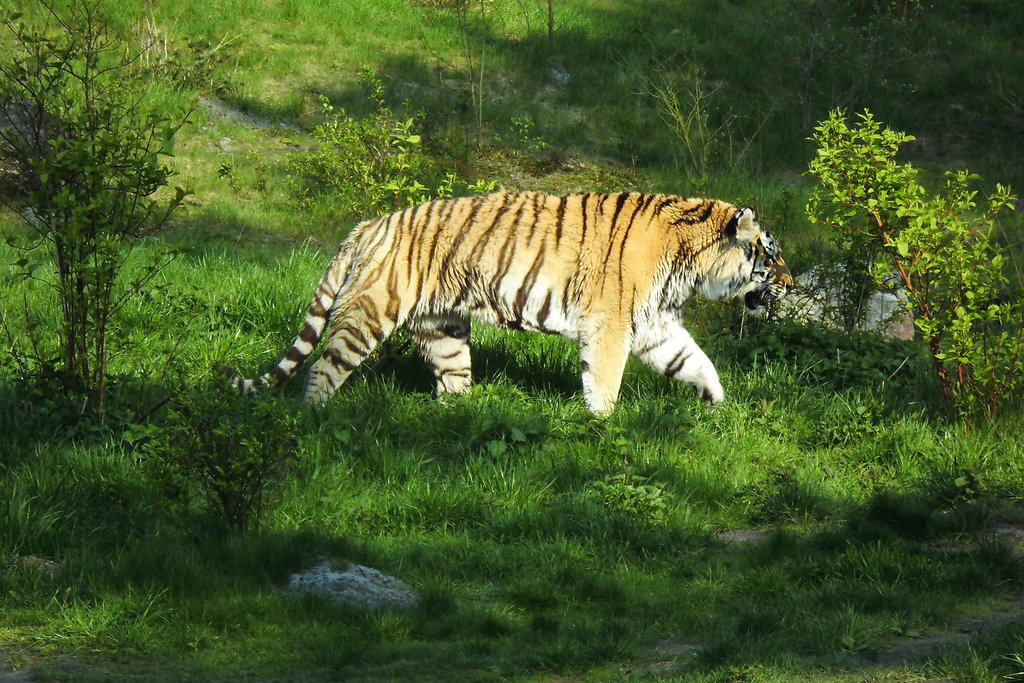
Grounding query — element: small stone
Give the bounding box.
[13,556,60,575]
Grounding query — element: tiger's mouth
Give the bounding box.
[744,288,778,311]
[744,260,793,312]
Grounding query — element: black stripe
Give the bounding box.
[664,348,693,378]
[323,347,356,372]
[513,250,546,322]
[536,290,553,332]
[677,202,713,225]
[562,276,576,310]
[482,191,515,235]
[652,196,675,216]
[299,322,320,344]
[616,199,646,276]
[425,199,454,269]
[554,195,567,246]
[465,193,514,268]
[602,193,630,264]
[443,320,469,338]
[438,195,488,283]
[409,200,441,284]
[724,209,740,239]
[487,213,521,296]
[401,204,426,294]
[338,323,371,350]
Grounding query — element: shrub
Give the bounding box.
[145,386,302,534]
[0,1,189,416]
[286,68,480,219]
[645,63,743,193]
[807,109,1023,424]
[588,470,670,525]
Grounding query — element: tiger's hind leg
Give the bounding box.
[632,313,724,405]
[407,314,473,397]
[304,300,397,405]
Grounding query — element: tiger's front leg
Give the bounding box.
[632,313,725,405]
[578,318,632,417]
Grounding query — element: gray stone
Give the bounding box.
[285,561,419,611]
[776,264,915,341]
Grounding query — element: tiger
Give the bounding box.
[228,190,792,416]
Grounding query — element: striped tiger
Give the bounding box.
[228,190,792,415]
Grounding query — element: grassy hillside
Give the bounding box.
[9,0,1024,229]
[2,0,1024,680]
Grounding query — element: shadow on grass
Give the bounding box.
[2,251,1022,680]
[2,384,1023,681]
[13,491,1021,680]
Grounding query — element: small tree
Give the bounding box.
[807,109,1022,424]
[0,2,189,416]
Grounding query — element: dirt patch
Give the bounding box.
[875,598,1024,668]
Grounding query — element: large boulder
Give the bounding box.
[776,264,915,341]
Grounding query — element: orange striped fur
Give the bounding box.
[229,190,791,415]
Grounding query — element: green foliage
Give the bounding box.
[285,68,492,219]
[508,114,548,153]
[807,109,1023,424]
[3,236,1024,679]
[145,385,302,534]
[0,1,189,416]
[136,25,234,94]
[215,151,271,207]
[718,317,925,397]
[588,469,670,525]
[3,2,1024,679]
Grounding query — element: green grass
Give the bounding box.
[4,243,1024,680]
[4,0,1024,680]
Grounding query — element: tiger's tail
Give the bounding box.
[227,245,353,396]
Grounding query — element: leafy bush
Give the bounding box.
[286,68,492,219]
[807,109,1023,424]
[0,1,189,416]
[145,386,302,533]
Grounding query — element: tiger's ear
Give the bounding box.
[732,207,761,243]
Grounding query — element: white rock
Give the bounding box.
[286,561,418,611]
[777,264,915,341]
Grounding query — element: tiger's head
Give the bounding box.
[729,207,793,313]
